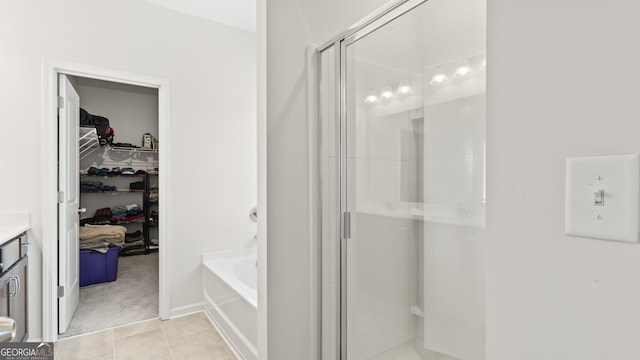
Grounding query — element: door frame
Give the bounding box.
[42,59,172,341]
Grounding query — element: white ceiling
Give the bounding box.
[143,0,256,32]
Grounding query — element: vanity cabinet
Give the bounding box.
[0,232,28,342]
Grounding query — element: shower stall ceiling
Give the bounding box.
[320,0,486,359]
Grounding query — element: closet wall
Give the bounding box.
[75,77,159,146]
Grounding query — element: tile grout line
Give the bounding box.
[158,320,175,360]
[110,329,116,360]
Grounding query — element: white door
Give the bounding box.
[58,74,80,334]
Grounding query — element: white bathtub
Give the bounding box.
[202,248,257,360]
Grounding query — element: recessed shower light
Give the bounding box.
[454,59,473,79]
[397,79,412,94]
[430,70,449,86]
[364,89,379,104]
[380,85,394,99]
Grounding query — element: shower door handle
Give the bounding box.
[342,212,351,239]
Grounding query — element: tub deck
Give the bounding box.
[203,248,257,360]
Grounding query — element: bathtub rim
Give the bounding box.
[202,247,258,309]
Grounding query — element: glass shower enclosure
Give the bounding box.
[319,0,486,359]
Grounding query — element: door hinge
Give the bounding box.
[57,191,64,203]
[57,286,64,298]
[57,96,64,109]
[342,211,351,239]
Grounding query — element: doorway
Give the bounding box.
[60,75,160,337]
[42,60,172,342]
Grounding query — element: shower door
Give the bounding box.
[320,0,486,359]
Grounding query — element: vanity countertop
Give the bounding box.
[0,212,30,245]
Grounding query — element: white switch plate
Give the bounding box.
[565,154,640,243]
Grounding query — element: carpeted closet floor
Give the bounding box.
[60,252,159,338]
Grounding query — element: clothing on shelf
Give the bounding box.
[121,230,147,256]
[79,224,126,253]
[149,210,158,226]
[111,205,128,223]
[129,181,145,191]
[81,181,117,193]
[86,167,110,176]
[148,187,159,202]
[83,204,143,225]
[91,207,113,224]
[81,166,134,177]
[114,203,143,224]
[121,168,135,175]
[120,244,146,256]
[124,230,144,243]
[112,142,139,148]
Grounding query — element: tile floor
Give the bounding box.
[55,312,237,360]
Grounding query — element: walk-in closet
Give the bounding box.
[60,77,160,338]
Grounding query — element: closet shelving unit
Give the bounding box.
[80,172,157,254]
[144,173,159,253]
[79,127,100,160]
[79,126,159,254]
[79,127,158,159]
[109,146,159,154]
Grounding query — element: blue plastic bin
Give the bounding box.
[79,246,120,287]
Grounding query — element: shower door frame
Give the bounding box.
[318,0,429,358]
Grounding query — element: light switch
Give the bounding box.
[565,154,640,243]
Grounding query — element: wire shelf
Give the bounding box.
[79,127,100,160]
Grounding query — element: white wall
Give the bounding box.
[487,1,640,359]
[0,0,256,340]
[266,0,389,358]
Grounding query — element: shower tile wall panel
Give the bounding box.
[347,264,414,359]
[353,111,418,207]
[423,94,486,206]
[366,160,403,204]
[423,222,485,360]
[347,213,415,276]
[367,116,404,161]
[421,95,486,359]
[347,213,417,358]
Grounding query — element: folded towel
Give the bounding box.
[80,224,126,241]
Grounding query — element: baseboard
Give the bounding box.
[169,303,203,319]
[203,309,246,360]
